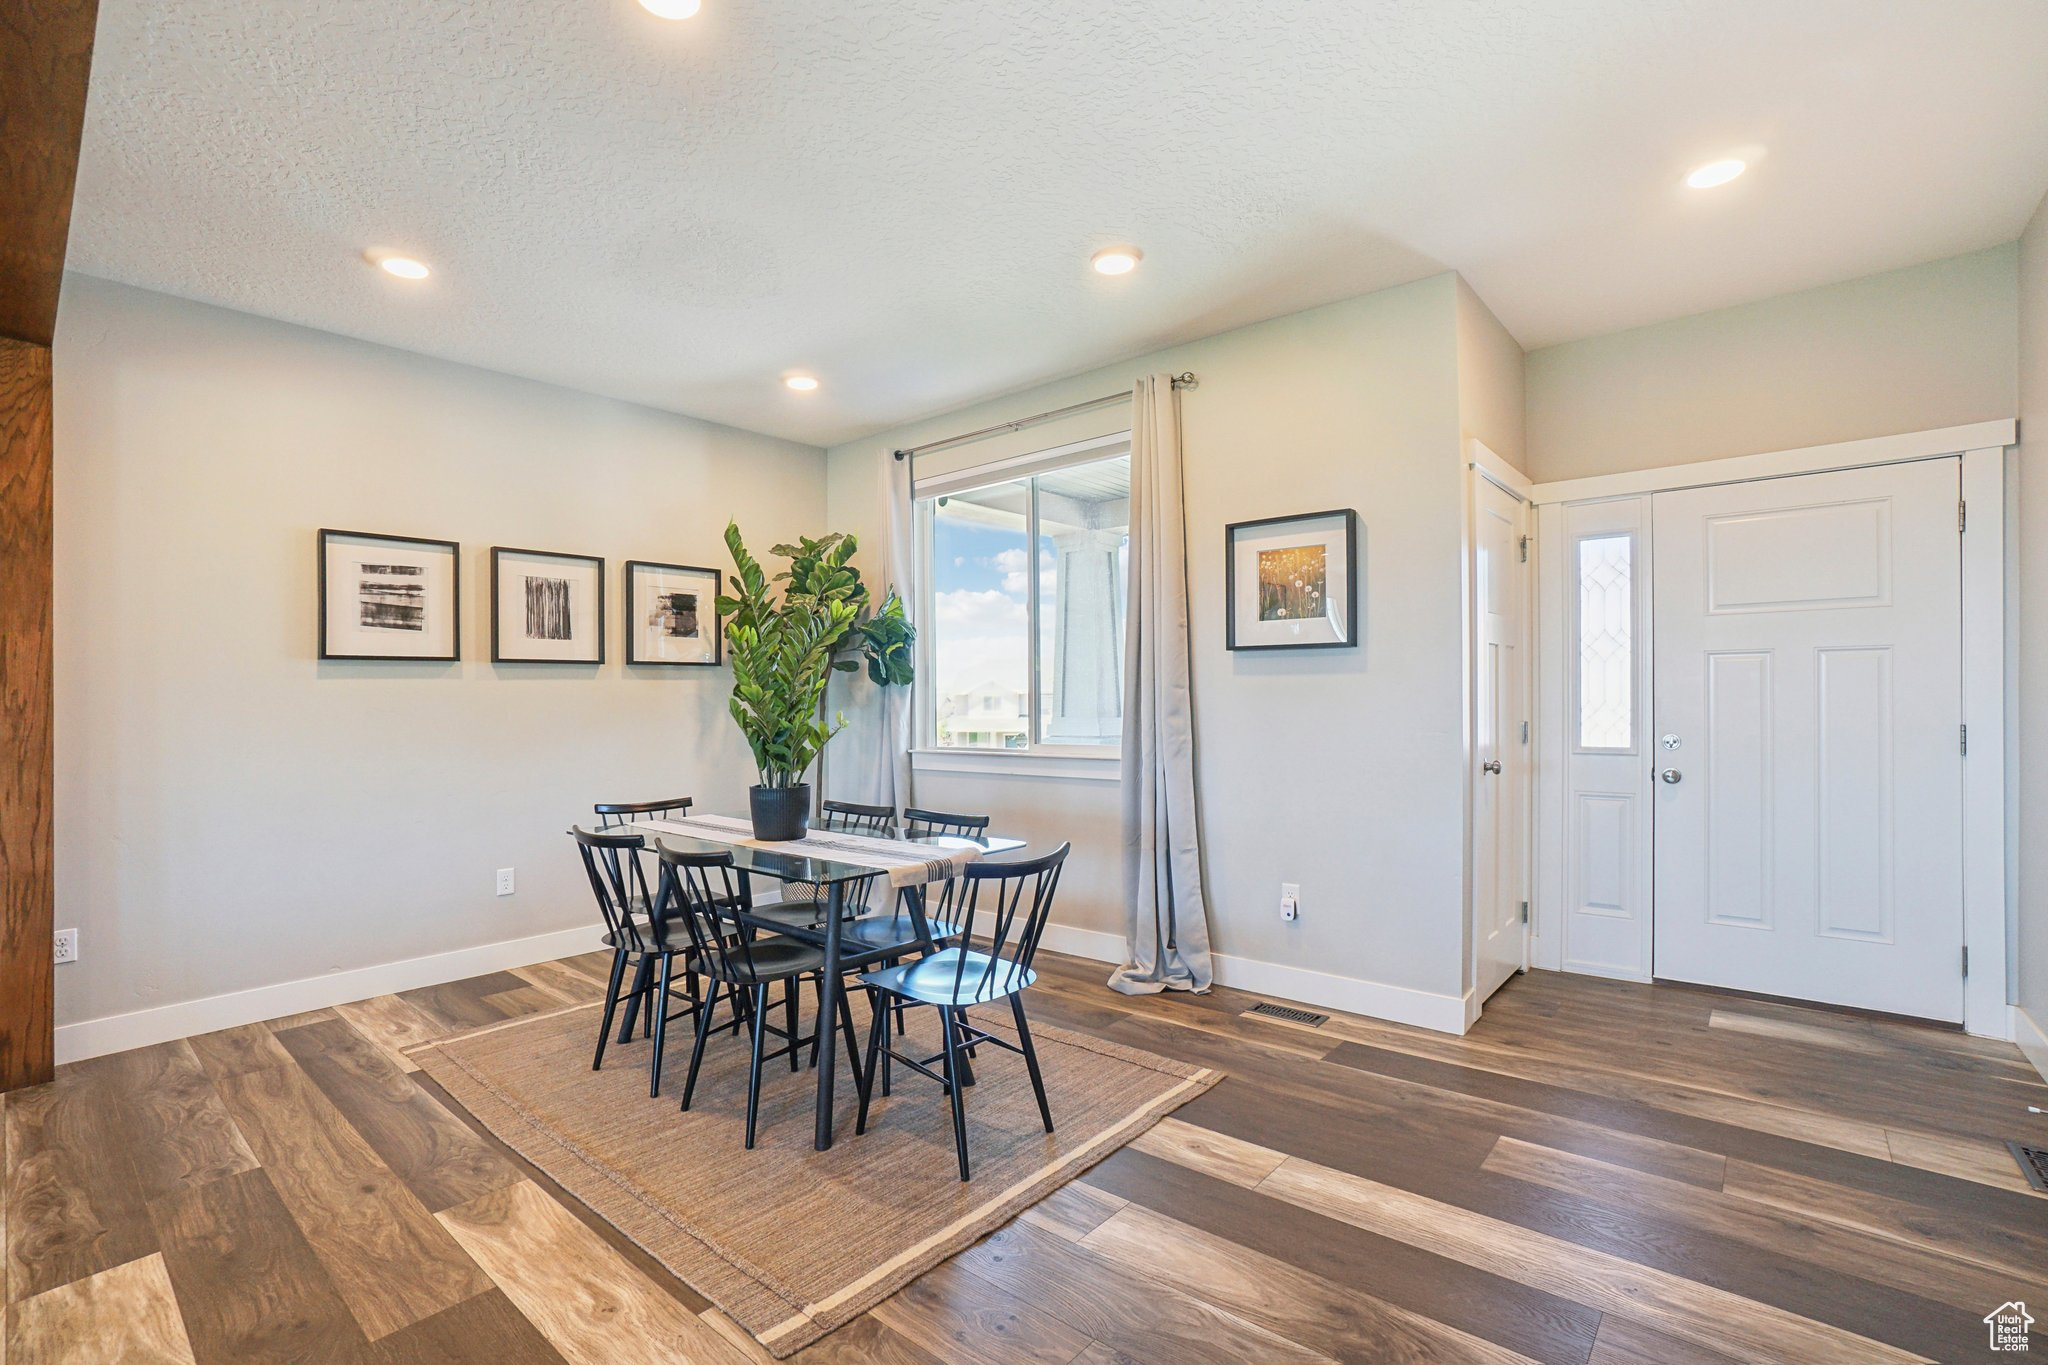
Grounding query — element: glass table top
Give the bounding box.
[601,816,1025,886]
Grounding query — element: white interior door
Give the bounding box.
[1651,460,1964,1021]
[1472,475,1529,1005]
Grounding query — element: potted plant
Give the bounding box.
[717,522,914,840]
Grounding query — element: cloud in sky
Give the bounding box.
[932,588,1027,696]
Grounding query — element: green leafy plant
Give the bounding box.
[716,523,915,788]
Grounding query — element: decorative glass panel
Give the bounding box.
[1577,534,1633,750]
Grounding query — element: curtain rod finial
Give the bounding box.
[1170,372,1198,390]
[893,449,909,462]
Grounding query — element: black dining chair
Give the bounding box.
[594,796,694,828]
[820,798,894,834]
[570,825,725,1098]
[658,844,867,1148]
[592,797,704,1044]
[854,842,1070,1181]
[843,807,990,1069]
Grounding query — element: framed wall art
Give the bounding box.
[1224,508,1359,650]
[624,560,722,666]
[318,529,460,661]
[491,546,605,664]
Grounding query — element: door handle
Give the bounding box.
[1659,768,1682,784]
[1481,759,1503,775]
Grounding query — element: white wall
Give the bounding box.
[1525,246,2019,483]
[51,276,823,1049]
[828,274,1476,1027]
[2017,194,2048,1079]
[1455,276,1527,474]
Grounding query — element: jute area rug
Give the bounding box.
[407,995,1219,1357]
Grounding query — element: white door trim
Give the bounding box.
[1465,440,1535,1024]
[1532,426,2011,1038]
[1471,438,1535,501]
[1529,419,2016,506]
[1960,446,2008,1036]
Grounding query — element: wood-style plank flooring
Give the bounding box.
[5,951,2045,1363]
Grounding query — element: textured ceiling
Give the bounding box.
[69,0,2048,447]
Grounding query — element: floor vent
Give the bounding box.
[2009,1141,2048,1194]
[1249,1002,1329,1027]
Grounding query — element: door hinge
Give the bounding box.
[1518,535,1530,563]
[1962,945,1970,978]
[1960,723,1968,756]
[1959,499,1967,533]
[1520,719,1530,745]
[1519,900,1529,924]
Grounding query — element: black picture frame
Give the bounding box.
[490,546,606,664]
[317,528,461,661]
[623,560,724,666]
[1223,508,1360,651]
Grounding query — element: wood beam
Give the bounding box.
[1,0,100,1091]
[1,338,54,1089]
[0,0,100,347]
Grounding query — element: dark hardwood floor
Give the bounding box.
[4,950,2044,1363]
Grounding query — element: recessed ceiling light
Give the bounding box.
[374,255,431,280]
[1091,246,1143,276]
[784,375,819,392]
[1685,158,1747,189]
[639,0,701,17]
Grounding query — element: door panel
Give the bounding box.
[1553,501,1655,980]
[1652,460,1962,1021]
[1703,651,1771,929]
[1471,475,1528,1005]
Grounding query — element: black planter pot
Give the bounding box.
[748,783,812,842]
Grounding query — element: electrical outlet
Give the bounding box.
[1280,882,1300,923]
[495,868,515,897]
[53,928,78,964]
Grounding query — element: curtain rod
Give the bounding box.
[893,372,1197,462]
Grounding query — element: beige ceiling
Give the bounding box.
[68,0,2048,447]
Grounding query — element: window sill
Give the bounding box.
[911,748,1121,783]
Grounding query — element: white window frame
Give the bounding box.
[911,431,1130,776]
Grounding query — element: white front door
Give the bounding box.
[1650,460,1964,1021]
[1472,474,1529,1005]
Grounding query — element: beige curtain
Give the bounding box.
[868,447,915,811]
[1110,374,1214,994]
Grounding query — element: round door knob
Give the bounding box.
[1659,768,1683,784]
[1481,759,1503,775]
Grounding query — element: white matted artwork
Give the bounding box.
[1224,509,1359,650]
[318,529,460,660]
[492,546,605,664]
[625,560,722,666]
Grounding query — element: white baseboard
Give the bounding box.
[1036,923,1130,963]
[54,923,607,1065]
[1036,922,1468,1035]
[2015,1005,2048,1086]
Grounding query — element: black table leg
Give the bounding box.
[814,881,844,1150]
[616,953,653,1043]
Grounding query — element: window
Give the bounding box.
[917,440,1130,753]
[1576,533,1634,750]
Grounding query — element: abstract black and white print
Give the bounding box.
[525,576,573,640]
[652,590,700,639]
[357,562,427,631]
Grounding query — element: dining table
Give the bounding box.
[606,812,1026,1150]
